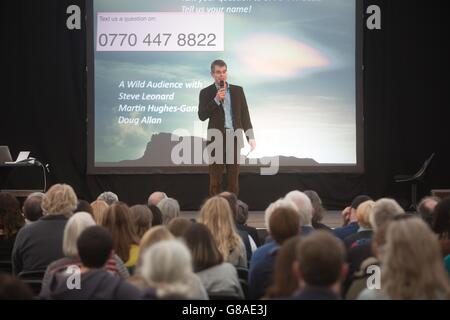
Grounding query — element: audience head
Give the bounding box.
[304,190,326,224]
[219,191,238,222]
[431,196,450,239]
[417,196,440,226]
[157,197,180,225]
[75,199,94,217]
[140,239,193,298]
[184,223,223,272]
[235,200,249,225]
[139,226,174,250]
[90,200,109,225]
[294,231,347,292]
[137,226,174,270]
[285,190,313,226]
[101,202,138,263]
[41,184,77,217]
[199,196,243,261]
[130,204,153,239]
[148,191,167,207]
[22,192,44,222]
[0,192,24,237]
[0,274,33,300]
[370,198,405,231]
[63,212,96,257]
[269,206,300,244]
[356,200,375,229]
[77,226,113,269]
[381,217,450,299]
[264,198,298,231]
[148,205,163,226]
[167,217,192,239]
[348,195,372,222]
[97,191,118,206]
[265,236,301,298]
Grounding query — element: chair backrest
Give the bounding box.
[413,152,435,180]
[0,260,13,274]
[239,278,249,300]
[18,270,46,296]
[235,267,249,281]
[208,292,243,300]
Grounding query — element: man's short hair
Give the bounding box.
[370,198,405,230]
[296,231,346,287]
[23,192,44,222]
[77,226,113,269]
[351,195,372,209]
[285,190,313,226]
[219,192,238,222]
[97,191,118,205]
[210,59,227,72]
[269,206,300,244]
[236,200,249,225]
[157,197,180,225]
[148,191,167,207]
[417,196,440,225]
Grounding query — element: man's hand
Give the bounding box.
[249,139,256,151]
[341,206,351,227]
[215,88,226,103]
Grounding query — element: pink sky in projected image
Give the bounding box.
[235,33,330,78]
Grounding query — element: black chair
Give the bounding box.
[17,270,46,296]
[239,278,249,300]
[208,291,243,300]
[0,260,13,274]
[0,260,12,273]
[394,153,435,210]
[235,267,249,281]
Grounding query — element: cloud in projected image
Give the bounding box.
[235,33,330,78]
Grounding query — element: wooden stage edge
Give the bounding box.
[181,210,343,229]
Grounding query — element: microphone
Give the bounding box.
[219,80,225,104]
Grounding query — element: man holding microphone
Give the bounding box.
[198,59,256,196]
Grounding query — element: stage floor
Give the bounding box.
[181,210,343,229]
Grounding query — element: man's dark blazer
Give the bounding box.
[198,83,254,145]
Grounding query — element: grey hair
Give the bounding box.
[285,190,313,226]
[63,212,96,257]
[97,191,119,205]
[140,239,193,298]
[26,192,45,200]
[264,198,298,232]
[157,197,180,225]
[370,198,405,230]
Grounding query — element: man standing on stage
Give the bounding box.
[198,59,256,196]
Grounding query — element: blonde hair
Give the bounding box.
[356,200,375,229]
[136,226,174,269]
[140,239,193,299]
[63,212,96,257]
[139,226,174,252]
[199,196,243,261]
[41,184,77,217]
[382,217,450,299]
[90,200,109,225]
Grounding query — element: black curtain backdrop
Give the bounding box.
[1,0,449,210]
